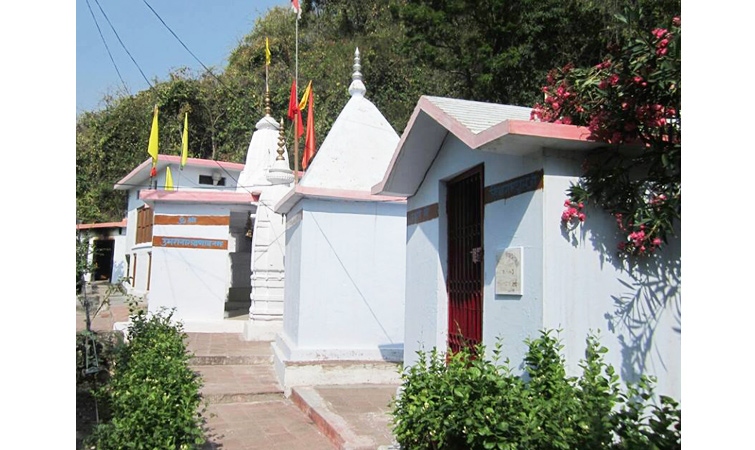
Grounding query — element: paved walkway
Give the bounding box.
[187,333,335,450]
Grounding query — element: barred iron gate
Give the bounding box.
[446,164,484,354]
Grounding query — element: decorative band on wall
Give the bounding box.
[152,236,228,250]
[407,203,439,226]
[484,169,544,204]
[154,215,230,226]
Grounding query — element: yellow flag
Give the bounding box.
[298,80,312,111]
[148,106,159,165]
[165,166,174,191]
[265,37,271,66]
[181,112,188,168]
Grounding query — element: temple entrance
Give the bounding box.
[93,239,115,282]
[446,164,484,353]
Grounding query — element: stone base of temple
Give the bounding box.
[271,332,403,395]
[243,318,283,341]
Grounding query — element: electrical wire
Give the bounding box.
[140,0,228,90]
[85,0,129,94]
[92,0,154,89]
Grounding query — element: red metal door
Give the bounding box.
[446,165,484,354]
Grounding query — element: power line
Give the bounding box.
[140,0,228,90]
[85,0,129,94]
[92,0,154,89]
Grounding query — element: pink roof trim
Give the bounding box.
[139,190,260,204]
[372,96,595,195]
[275,185,406,214]
[76,219,128,230]
[115,155,245,189]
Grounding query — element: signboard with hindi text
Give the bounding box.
[152,236,228,250]
[154,215,230,226]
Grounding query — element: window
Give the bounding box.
[136,206,153,244]
[199,174,226,186]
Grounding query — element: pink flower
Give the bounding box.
[609,74,620,85]
[653,237,662,246]
[652,28,668,39]
[552,102,561,110]
[673,17,681,27]
[561,211,571,222]
[564,199,572,207]
[617,242,626,251]
[578,202,584,209]
[578,213,586,222]
[656,47,668,56]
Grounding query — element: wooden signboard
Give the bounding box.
[154,215,230,226]
[152,236,228,250]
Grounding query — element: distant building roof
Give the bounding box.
[76,219,127,230]
[114,155,245,190]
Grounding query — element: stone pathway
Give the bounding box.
[292,385,399,450]
[187,333,335,450]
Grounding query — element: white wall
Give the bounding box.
[147,203,243,322]
[542,149,681,399]
[280,197,406,361]
[404,134,546,367]
[403,137,681,400]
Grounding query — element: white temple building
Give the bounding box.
[114,94,295,334]
[272,49,408,391]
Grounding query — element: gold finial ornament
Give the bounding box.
[277,117,286,161]
[265,90,271,116]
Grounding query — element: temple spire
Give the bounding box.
[348,47,366,97]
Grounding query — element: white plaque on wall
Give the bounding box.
[496,247,523,295]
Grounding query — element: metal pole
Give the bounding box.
[295,15,299,184]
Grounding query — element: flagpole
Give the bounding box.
[294,13,299,184]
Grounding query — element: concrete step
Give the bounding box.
[224,300,251,311]
[227,286,251,302]
[185,333,273,362]
[194,364,284,405]
[190,354,273,366]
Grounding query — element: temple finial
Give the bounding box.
[265,90,271,116]
[276,117,286,161]
[348,47,366,97]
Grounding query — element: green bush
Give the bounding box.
[89,308,205,450]
[392,330,680,450]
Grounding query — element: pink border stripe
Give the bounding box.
[139,190,259,204]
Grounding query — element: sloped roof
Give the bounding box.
[424,96,532,134]
[372,96,600,197]
[114,155,244,190]
[298,94,399,192]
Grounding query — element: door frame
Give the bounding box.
[445,163,485,353]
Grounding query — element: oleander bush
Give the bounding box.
[391,330,680,450]
[88,307,206,450]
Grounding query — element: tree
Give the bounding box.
[532,11,681,256]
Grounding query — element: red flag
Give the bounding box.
[287,79,298,120]
[291,0,301,18]
[287,79,304,138]
[302,92,316,170]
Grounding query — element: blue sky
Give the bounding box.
[77,0,286,114]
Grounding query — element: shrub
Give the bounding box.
[391,330,680,450]
[89,307,205,450]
